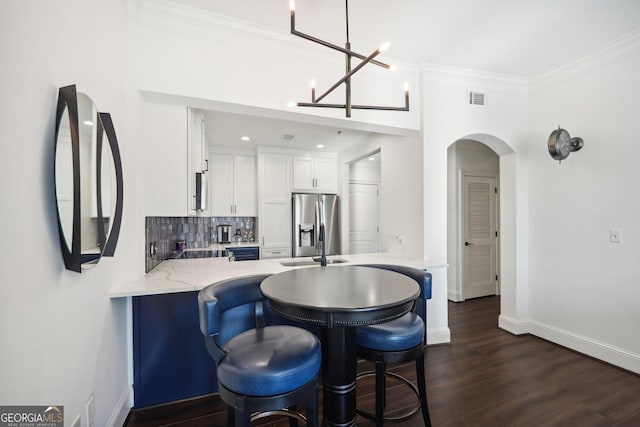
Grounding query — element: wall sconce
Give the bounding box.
[548,127,584,163]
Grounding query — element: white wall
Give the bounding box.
[0,0,134,425]
[339,133,423,259]
[525,34,640,372]
[422,65,530,333]
[337,133,453,344]
[135,0,421,133]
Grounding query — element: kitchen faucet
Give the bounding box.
[313,223,327,267]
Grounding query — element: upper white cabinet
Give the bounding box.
[292,154,337,193]
[187,108,210,215]
[210,153,256,217]
[258,152,292,258]
[143,102,190,217]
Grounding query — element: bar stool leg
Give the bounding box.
[416,353,432,427]
[375,362,385,427]
[305,390,318,427]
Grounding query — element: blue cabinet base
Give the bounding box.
[133,291,218,408]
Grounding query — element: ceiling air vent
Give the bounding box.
[282,134,295,140]
[469,91,486,106]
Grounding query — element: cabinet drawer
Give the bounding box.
[261,247,291,258]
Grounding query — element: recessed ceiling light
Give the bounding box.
[368,157,376,161]
[83,120,94,126]
[316,144,325,149]
[241,136,251,142]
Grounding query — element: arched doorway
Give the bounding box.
[447,134,514,302]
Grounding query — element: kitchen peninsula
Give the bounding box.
[112,253,444,298]
[111,254,446,408]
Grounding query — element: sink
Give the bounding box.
[280,258,349,267]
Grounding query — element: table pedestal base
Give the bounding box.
[321,326,357,427]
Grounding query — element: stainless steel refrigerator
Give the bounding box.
[292,193,340,257]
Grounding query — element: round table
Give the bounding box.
[261,265,420,427]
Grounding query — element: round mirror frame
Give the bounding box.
[54,84,123,272]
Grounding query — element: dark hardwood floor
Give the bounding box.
[124,296,640,426]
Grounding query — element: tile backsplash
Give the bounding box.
[145,216,256,272]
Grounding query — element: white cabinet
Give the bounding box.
[292,154,337,193]
[210,153,256,217]
[258,153,292,258]
[143,103,190,216]
[187,108,210,215]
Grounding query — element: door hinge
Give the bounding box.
[494,187,498,194]
[495,230,498,237]
[496,274,499,281]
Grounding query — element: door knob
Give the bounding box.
[465,241,475,246]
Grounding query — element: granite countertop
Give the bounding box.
[110,253,447,298]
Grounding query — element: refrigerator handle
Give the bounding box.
[315,200,320,248]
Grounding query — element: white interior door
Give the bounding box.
[462,175,498,299]
[349,183,379,254]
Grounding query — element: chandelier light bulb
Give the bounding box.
[289,0,295,12]
[404,82,409,93]
[378,41,390,53]
[310,79,316,88]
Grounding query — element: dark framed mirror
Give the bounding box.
[54,85,123,272]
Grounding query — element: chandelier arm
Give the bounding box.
[314,47,382,103]
[350,104,409,111]
[290,8,390,70]
[297,103,408,111]
[297,102,347,108]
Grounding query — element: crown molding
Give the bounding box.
[421,63,528,95]
[136,0,291,43]
[530,29,640,92]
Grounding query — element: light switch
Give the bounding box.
[609,229,622,243]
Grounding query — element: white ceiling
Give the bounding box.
[178,0,640,152]
[202,109,373,153]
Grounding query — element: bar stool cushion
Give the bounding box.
[218,325,322,396]
[356,312,424,351]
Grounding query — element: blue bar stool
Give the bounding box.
[355,265,432,427]
[198,274,321,426]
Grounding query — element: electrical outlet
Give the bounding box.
[71,415,81,427]
[609,229,622,243]
[86,393,95,427]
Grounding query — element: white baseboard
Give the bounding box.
[528,320,640,374]
[447,289,462,302]
[427,327,451,345]
[107,388,131,427]
[498,314,529,335]
[499,315,640,374]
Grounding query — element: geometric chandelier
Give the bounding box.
[290,0,409,118]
